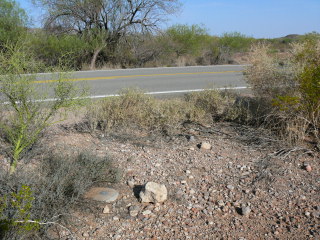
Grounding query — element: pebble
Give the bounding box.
[199,142,212,150]
[227,185,235,190]
[142,210,152,216]
[129,205,140,217]
[127,179,135,188]
[103,205,110,214]
[305,165,312,172]
[241,206,251,217]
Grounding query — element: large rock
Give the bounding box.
[139,182,168,203]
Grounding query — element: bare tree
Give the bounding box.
[36,0,181,69]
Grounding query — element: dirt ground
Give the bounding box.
[34,119,320,240]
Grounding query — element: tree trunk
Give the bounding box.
[90,47,103,70]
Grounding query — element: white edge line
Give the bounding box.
[2,86,250,104]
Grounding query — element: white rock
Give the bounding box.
[200,142,211,150]
[139,182,168,203]
[142,210,152,216]
[127,179,135,188]
[103,205,110,214]
[242,206,251,216]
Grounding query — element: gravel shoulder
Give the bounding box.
[28,122,320,239]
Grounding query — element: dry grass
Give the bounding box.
[86,88,239,135]
[0,151,120,239]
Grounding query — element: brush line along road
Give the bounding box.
[35,65,248,99]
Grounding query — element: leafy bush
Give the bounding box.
[219,32,255,53]
[27,32,90,70]
[165,24,211,57]
[0,42,85,174]
[0,0,27,45]
[0,185,40,239]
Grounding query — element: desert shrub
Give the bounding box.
[0,151,119,239]
[87,88,238,135]
[185,89,225,116]
[245,39,320,145]
[87,89,157,131]
[245,43,297,99]
[87,89,193,134]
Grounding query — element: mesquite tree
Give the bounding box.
[36,0,181,69]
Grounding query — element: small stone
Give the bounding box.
[241,206,251,217]
[227,185,235,190]
[82,232,89,237]
[305,211,311,217]
[127,179,135,188]
[142,210,152,216]
[186,170,191,175]
[181,180,187,184]
[129,205,140,217]
[189,189,196,195]
[188,136,195,142]
[199,142,211,150]
[218,200,225,207]
[113,216,119,221]
[103,205,110,214]
[189,147,195,151]
[139,182,168,203]
[305,165,312,172]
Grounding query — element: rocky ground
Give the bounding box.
[29,122,320,239]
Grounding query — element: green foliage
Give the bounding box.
[0,42,85,174]
[27,32,90,70]
[166,24,211,57]
[219,32,255,53]
[0,0,28,45]
[0,185,39,238]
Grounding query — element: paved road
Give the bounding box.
[35,65,248,98]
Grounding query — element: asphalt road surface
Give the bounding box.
[35,65,248,99]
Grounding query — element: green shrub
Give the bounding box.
[0,185,39,239]
[0,0,27,46]
[219,32,255,53]
[0,42,85,174]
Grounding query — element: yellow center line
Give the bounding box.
[33,70,243,84]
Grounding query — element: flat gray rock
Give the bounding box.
[84,187,119,203]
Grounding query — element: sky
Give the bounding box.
[16,0,320,39]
